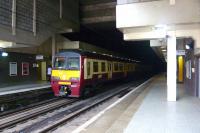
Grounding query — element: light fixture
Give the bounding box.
[0,40,13,48]
[161,46,166,49]
[2,52,8,57]
[185,44,190,50]
[153,24,168,31]
[162,49,167,52]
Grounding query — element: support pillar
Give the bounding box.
[12,0,16,35]
[167,32,177,101]
[59,0,63,19]
[33,0,37,36]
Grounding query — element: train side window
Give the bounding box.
[108,63,111,71]
[87,62,90,76]
[101,62,106,72]
[93,62,98,72]
[114,63,118,71]
[125,64,128,71]
[129,65,131,71]
[119,63,123,71]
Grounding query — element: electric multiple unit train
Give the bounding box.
[51,50,144,98]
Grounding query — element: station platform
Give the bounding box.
[75,74,200,133]
[0,82,51,96]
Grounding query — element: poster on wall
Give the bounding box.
[9,62,17,76]
[22,62,29,76]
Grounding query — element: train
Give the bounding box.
[51,50,145,98]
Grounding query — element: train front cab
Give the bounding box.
[51,53,82,97]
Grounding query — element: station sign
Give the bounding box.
[176,50,185,55]
[36,55,44,60]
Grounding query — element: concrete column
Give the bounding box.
[59,0,63,19]
[52,35,56,66]
[33,0,37,36]
[167,32,177,101]
[12,0,16,35]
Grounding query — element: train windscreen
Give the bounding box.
[54,57,80,70]
[66,57,80,70]
[54,57,66,69]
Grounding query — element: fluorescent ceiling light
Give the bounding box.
[161,46,166,49]
[153,24,168,31]
[2,52,8,57]
[0,40,13,48]
[185,44,190,50]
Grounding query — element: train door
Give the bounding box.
[84,59,92,80]
[108,62,112,79]
[41,61,47,81]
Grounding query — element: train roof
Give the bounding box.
[57,49,137,63]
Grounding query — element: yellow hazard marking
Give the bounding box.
[52,70,80,80]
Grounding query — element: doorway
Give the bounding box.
[41,62,47,81]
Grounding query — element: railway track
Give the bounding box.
[0,88,54,113]
[39,89,132,133]
[18,80,144,133]
[0,97,59,118]
[0,98,78,131]
[0,79,146,133]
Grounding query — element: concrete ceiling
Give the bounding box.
[67,0,165,69]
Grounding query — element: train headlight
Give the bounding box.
[70,77,79,81]
[51,76,60,81]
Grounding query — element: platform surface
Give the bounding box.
[0,81,51,96]
[77,74,200,133]
[125,75,200,133]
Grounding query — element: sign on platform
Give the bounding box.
[176,50,185,55]
[36,55,44,60]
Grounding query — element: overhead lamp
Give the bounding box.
[2,52,8,57]
[185,44,190,50]
[152,24,168,38]
[0,40,13,48]
[161,46,166,49]
[162,49,167,52]
[153,24,168,31]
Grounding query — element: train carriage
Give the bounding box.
[51,50,136,98]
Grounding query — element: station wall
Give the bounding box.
[0,52,39,86]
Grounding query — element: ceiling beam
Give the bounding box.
[81,2,116,11]
[81,16,115,24]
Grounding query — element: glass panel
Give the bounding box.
[119,63,123,71]
[101,62,106,72]
[93,62,98,72]
[22,62,29,76]
[66,57,80,70]
[54,57,80,70]
[114,63,119,71]
[9,62,17,76]
[54,57,66,69]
